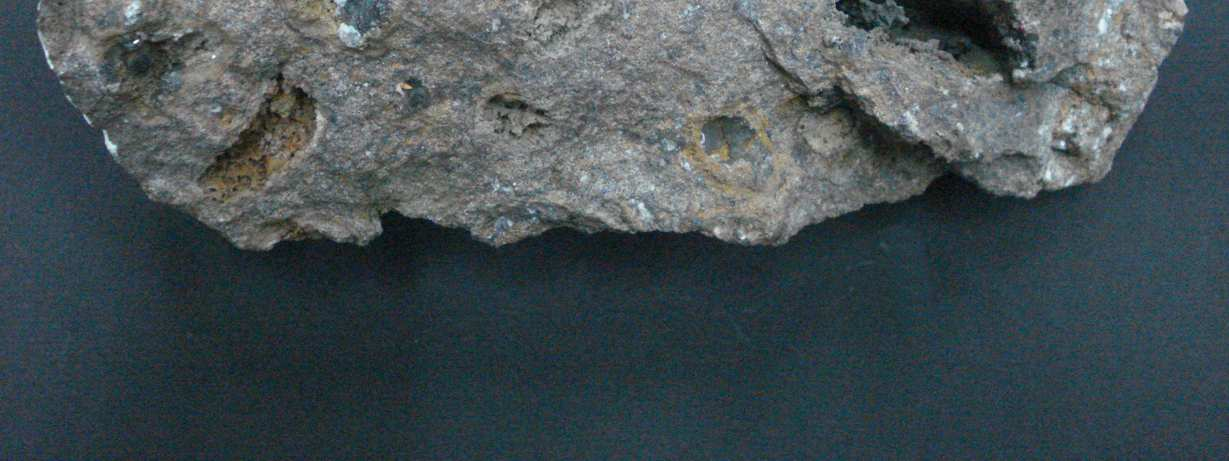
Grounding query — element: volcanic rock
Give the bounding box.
[38,0,1188,249]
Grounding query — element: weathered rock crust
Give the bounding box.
[38,0,1187,249]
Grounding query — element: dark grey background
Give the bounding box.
[2,0,1226,458]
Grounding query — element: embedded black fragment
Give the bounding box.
[398,77,431,115]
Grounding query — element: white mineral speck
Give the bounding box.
[103,130,119,157]
[338,23,364,48]
[124,0,143,26]
[1099,0,1125,35]
[634,200,654,222]
[37,29,55,71]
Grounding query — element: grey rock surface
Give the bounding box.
[38,0,1187,249]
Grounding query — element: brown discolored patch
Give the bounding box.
[201,76,317,202]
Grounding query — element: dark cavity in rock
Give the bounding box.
[486,93,550,137]
[838,0,1028,76]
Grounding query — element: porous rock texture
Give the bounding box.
[38,0,1187,249]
